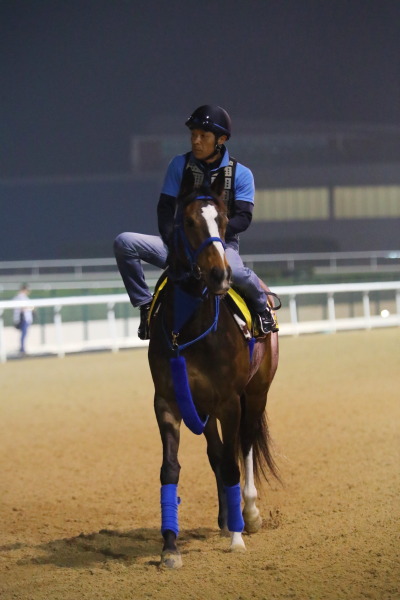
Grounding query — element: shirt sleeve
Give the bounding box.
[157,193,176,245]
[226,200,253,239]
[234,163,255,204]
[160,155,186,197]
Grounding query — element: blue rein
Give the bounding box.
[166,193,226,435]
[169,193,226,352]
[166,294,220,354]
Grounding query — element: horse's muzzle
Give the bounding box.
[208,265,232,294]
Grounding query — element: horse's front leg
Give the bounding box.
[154,394,182,569]
[220,402,246,553]
[203,416,228,533]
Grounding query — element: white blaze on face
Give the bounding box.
[201,204,225,261]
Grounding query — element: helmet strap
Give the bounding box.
[202,137,222,162]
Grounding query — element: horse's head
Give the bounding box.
[171,169,232,295]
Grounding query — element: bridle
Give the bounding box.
[165,193,227,353]
[173,194,226,279]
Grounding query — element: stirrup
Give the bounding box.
[256,307,279,336]
[257,313,273,335]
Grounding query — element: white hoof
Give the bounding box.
[160,551,183,569]
[229,532,246,552]
[243,508,262,533]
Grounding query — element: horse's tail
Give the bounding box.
[240,397,281,485]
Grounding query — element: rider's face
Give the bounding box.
[190,129,225,162]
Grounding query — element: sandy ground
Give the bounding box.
[0,328,399,600]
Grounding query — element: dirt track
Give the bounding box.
[0,328,399,600]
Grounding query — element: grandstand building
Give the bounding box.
[1,120,399,260]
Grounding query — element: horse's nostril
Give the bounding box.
[210,266,226,284]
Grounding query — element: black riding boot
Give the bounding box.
[138,302,152,340]
[257,306,279,335]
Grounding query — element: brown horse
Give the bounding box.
[148,169,279,568]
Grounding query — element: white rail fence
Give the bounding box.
[1,250,400,287]
[1,281,399,363]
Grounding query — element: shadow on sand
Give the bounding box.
[15,527,216,569]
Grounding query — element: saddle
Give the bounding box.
[148,272,279,340]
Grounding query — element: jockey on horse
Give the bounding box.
[114,104,278,339]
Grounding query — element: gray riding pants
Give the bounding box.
[113,232,266,312]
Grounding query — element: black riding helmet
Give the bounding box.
[185,105,232,139]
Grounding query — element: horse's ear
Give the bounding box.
[179,168,195,198]
[210,170,225,199]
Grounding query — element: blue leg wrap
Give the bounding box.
[225,483,244,532]
[160,484,180,536]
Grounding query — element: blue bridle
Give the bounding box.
[173,194,227,276]
[165,193,228,354]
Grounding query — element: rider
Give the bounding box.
[114,104,277,340]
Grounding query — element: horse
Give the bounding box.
[148,169,280,569]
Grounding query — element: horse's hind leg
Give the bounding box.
[240,385,270,534]
[154,394,183,569]
[204,417,228,533]
[241,447,262,533]
[240,377,279,534]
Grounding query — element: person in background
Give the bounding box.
[13,284,34,355]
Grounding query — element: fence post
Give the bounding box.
[107,302,118,352]
[289,294,299,335]
[0,310,6,363]
[54,305,65,358]
[362,291,371,329]
[327,292,337,332]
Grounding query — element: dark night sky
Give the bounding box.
[1,0,400,178]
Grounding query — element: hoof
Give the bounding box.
[160,551,183,569]
[243,510,262,534]
[230,542,246,553]
[229,532,246,553]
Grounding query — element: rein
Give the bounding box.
[164,294,220,355]
[167,193,226,353]
[162,190,226,435]
[165,192,226,435]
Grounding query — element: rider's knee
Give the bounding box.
[231,265,252,287]
[113,232,133,258]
